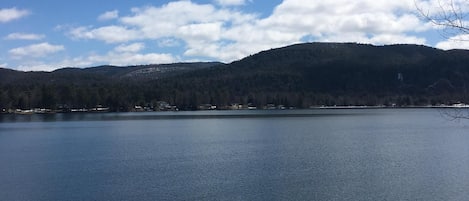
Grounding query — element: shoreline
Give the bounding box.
[2,105,469,115]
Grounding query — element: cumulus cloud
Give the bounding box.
[158,38,181,47]
[16,63,67,72]
[14,50,176,71]
[114,43,145,52]
[214,0,248,6]
[98,10,119,21]
[259,0,426,42]
[8,41,177,71]
[415,0,469,16]
[71,1,256,41]
[435,34,469,50]
[88,42,176,66]
[15,56,113,71]
[5,33,45,40]
[178,22,223,41]
[9,43,65,58]
[88,52,176,66]
[0,7,30,23]
[69,25,140,43]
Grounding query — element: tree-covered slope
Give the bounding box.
[157,43,469,108]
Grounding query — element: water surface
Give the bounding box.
[1,109,468,200]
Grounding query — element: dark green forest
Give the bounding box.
[1,42,469,112]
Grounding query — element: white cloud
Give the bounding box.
[119,1,256,38]
[88,52,176,66]
[16,63,65,72]
[13,51,177,72]
[258,0,427,43]
[178,22,222,42]
[0,63,7,68]
[436,34,469,50]
[0,7,29,23]
[114,43,145,52]
[91,42,176,65]
[369,34,427,45]
[214,0,248,6]
[121,2,221,38]
[111,1,262,61]
[69,25,140,43]
[5,33,45,40]
[15,56,109,72]
[98,10,119,21]
[9,43,65,58]
[158,38,181,47]
[415,0,469,16]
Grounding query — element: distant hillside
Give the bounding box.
[155,43,469,108]
[0,62,222,85]
[185,43,469,94]
[1,43,469,111]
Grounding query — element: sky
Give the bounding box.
[0,0,468,71]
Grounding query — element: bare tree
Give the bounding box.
[416,1,469,120]
[415,0,469,37]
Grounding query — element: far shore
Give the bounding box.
[2,104,469,115]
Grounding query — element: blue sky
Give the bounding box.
[0,0,468,71]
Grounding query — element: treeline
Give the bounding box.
[2,81,465,112]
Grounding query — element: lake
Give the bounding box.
[1,109,469,200]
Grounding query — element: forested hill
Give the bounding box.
[159,43,469,109]
[2,42,469,112]
[0,62,222,85]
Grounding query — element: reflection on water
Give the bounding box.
[0,109,372,123]
[1,109,469,201]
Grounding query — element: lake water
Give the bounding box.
[1,109,469,201]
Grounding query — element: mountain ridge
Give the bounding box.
[0,62,223,85]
